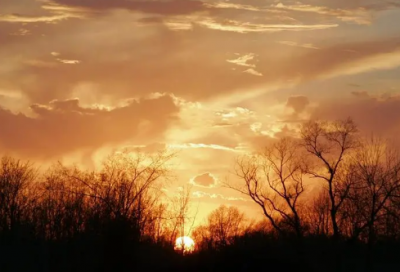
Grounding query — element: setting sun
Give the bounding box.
[174,236,195,254]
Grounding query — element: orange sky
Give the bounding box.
[1,0,400,226]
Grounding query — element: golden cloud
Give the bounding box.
[277,41,320,50]
[0,95,179,158]
[190,173,218,188]
[0,2,87,23]
[273,2,373,25]
[196,18,338,33]
[192,191,249,202]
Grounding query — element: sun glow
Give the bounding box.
[174,236,195,254]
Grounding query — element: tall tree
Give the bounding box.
[343,137,400,243]
[232,138,306,237]
[301,118,358,239]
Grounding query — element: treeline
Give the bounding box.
[191,118,400,271]
[230,118,400,242]
[2,118,400,271]
[0,151,191,271]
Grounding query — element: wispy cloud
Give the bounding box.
[244,68,263,77]
[164,19,193,30]
[273,3,373,25]
[49,52,81,64]
[227,53,263,76]
[0,2,87,23]
[197,18,338,33]
[227,53,256,68]
[192,191,249,202]
[167,143,239,152]
[9,28,30,36]
[57,58,81,64]
[50,0,206,16]
[204,2,261,12]
[0,13,76,23]
[277,40,320,50]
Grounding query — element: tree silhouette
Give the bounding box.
[342,137,400,243]
[0,156,37,241]
[170,185,198,255]
[232,138,306,237]
[304,190,331,236]
[193,205,248,250]
[301,118,358,239]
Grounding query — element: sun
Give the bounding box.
[174,236,195,254]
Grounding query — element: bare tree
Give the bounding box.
[170,186,191,244]
[170,185,198,254]
[56,149,175,239]
[232,138,306,237]
[35,164,89,240]
[192,225,212,251]
[300,118,358,239]
[304,189,331,236]
[0,156,37,237]
[207,205,247,247]
[343,137,400,244]
[193,205,248,250]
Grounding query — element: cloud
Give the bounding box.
[204,2,261,12]
[277,39,400,84]
[0,89,30,113]
[0,95,179,158]
[351,91,371,98]
[277,41,319,50]
[57,58,81,64]
[163,18,193,30]
[227,53,263,76]
[6,33,400,109]
[244,68,263,77]
[286,96,310,114]
[192,190,249,202]
[213,107,256,127]
[2,1,400,112]
[190,173,218,188]
[348,83,362,88]
[0,2,87,23]
[48,52,81,64]
[196,18,338,33]
[227,53,256,68]
[51,0,206,15]
[158,15,338,33]
[273,2,373,25]
[320,48,400,80]
[10,28,30,36]
[168,143,239,152]
[0,13,78,23]
[311,95,400,138]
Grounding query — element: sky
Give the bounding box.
[1,0,400,225]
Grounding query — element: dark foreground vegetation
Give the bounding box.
[2,118,400,271]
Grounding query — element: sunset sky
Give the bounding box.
[1,0,400,225]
